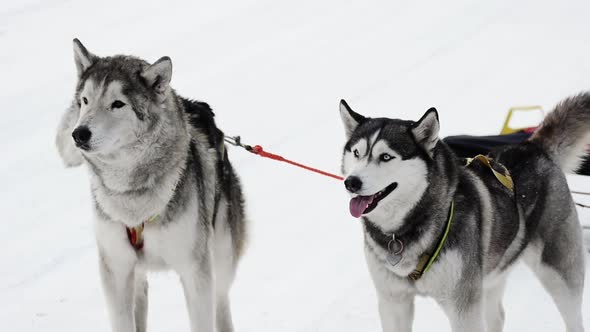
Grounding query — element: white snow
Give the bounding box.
[1,0,589,331]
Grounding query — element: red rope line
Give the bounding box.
[249,145,344,181]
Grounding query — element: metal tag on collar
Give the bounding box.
[386,234,404,267]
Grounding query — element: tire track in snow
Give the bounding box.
[2,244,93,291]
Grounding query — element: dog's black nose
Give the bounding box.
[345,176,363,193]
[72,126,92,145]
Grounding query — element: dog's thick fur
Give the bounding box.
[56,39,247,332]
[339,97,587,331]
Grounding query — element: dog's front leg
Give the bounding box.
[134,272,149,332]
[180,258,216,332]
[377,292,415,332]
[440,297,485,332]
[99,253,137,332]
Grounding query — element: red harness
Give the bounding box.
[125,215,159,250]
[126,223,145,250]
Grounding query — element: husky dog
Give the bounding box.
[339,97,587,331]
[56,39,247,332]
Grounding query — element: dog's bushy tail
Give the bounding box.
[530,92,590,173]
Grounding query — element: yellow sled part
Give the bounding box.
[500,105,544,135]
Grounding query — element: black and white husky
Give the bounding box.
[56,39,247,332]
[339,97,587,331]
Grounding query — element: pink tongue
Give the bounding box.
[349,195,374,218]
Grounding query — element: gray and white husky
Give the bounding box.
[56,39,247,332]
[339,97,587,331]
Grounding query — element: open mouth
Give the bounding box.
[75,143,90,151]
[349,182,398,218]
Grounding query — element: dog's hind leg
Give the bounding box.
[215,267,236,332]
[484,277,507,332]
[523,241,585,332]
[216,292,234,332]
[214,228,237,332]
[134,272,148,332]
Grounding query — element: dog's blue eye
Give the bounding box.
[353,149,360,158]
[380,153,394,162]
[82,97,88,105]
[111,100,126,109]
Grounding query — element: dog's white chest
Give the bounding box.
[95,195,203,271]
[141,210,200,268]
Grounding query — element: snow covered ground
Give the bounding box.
[1,0,590,331]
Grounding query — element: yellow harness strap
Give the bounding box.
[465,155,514,191]
[408,156,513,281]
[409,201,455,281]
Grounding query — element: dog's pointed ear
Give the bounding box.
[340,99,366,137]
[142,56,173,99]
[411,107,440,157]
[73,38,97,77]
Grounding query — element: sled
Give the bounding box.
[499,105,544,135]
[444,105,590,176]
[444,105,590,250]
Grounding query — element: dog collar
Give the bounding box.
[364,201,455,281]
[126,215,159,251]
[408,200,454,280]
